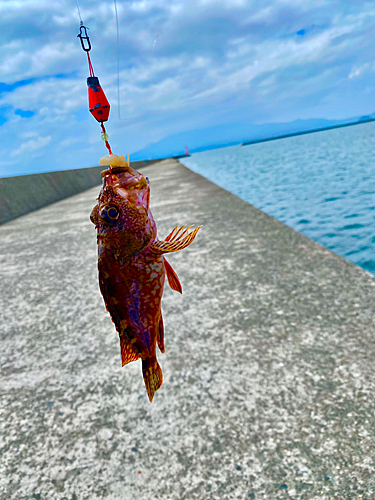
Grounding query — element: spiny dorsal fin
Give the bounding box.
[150,225,202,255]
[164,257,182,294]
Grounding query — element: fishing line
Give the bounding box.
[113,0,122,120]
[76,0,83,25]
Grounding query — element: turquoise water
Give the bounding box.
[181,121,375,274]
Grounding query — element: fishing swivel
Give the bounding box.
[77,25,91,52]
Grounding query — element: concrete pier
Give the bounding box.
[1,159,375,499]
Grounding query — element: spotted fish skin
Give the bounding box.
[90,164,201,402]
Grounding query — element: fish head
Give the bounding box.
[91,165,156,261]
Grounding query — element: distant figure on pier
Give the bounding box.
[185,146,190,156]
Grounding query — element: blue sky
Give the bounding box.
[2,0,375,176]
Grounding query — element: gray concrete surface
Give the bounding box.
[0,160,158,225]
[1,158,375,500]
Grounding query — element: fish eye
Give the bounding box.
[100,204,119,223]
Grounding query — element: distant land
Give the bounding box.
[130,113,375,161]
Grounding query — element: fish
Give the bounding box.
[90,154,201,402]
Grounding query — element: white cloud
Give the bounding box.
[0,43,80,82]
[22,131,38,138]
[349,62,374,79]
[11,135,52,157]
[187,23,359,104]
[129,0,158,12]
[59,136,83,147]
[200,0,249,6]
[0,78,85,116]
[246,6,275,24]
[1,0,53,14]
[190,56,211,69]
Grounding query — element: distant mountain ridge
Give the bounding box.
[130,114,375,161]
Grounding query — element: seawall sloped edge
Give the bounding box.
[0,160,160,225]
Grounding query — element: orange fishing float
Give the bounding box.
[77,24,112,155]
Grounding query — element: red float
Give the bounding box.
[87,76,110,123]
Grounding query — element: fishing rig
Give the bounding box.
[77,23,113,156]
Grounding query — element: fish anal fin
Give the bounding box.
[120,334,140,366]
[142,357,163,403]
[164,258,182,294]
[157,314,165,353]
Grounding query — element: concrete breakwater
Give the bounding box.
[1,159,375,499]
[0,160,157,225]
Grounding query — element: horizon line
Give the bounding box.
[241,117,375,147]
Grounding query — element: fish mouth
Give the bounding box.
[101,166,129,179]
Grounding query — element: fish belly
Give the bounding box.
[99,251,165,359]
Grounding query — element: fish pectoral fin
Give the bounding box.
[120,334,140,366]
[150,225,202,255]
[142,357,163,403]
[164,257,182,294]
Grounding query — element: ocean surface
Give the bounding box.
[181,121,375,275]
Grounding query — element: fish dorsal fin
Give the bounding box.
[150,225,202,255]
[164,257,182,294]
[119,333,140,366]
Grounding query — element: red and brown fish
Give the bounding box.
[90,154,201,402]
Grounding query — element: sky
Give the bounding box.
[2,0,375,176]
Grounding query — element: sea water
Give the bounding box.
[181,120,375,274]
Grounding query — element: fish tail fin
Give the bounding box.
[157,315,165,353]
[164,257,182,293]
[142,357,163,403]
